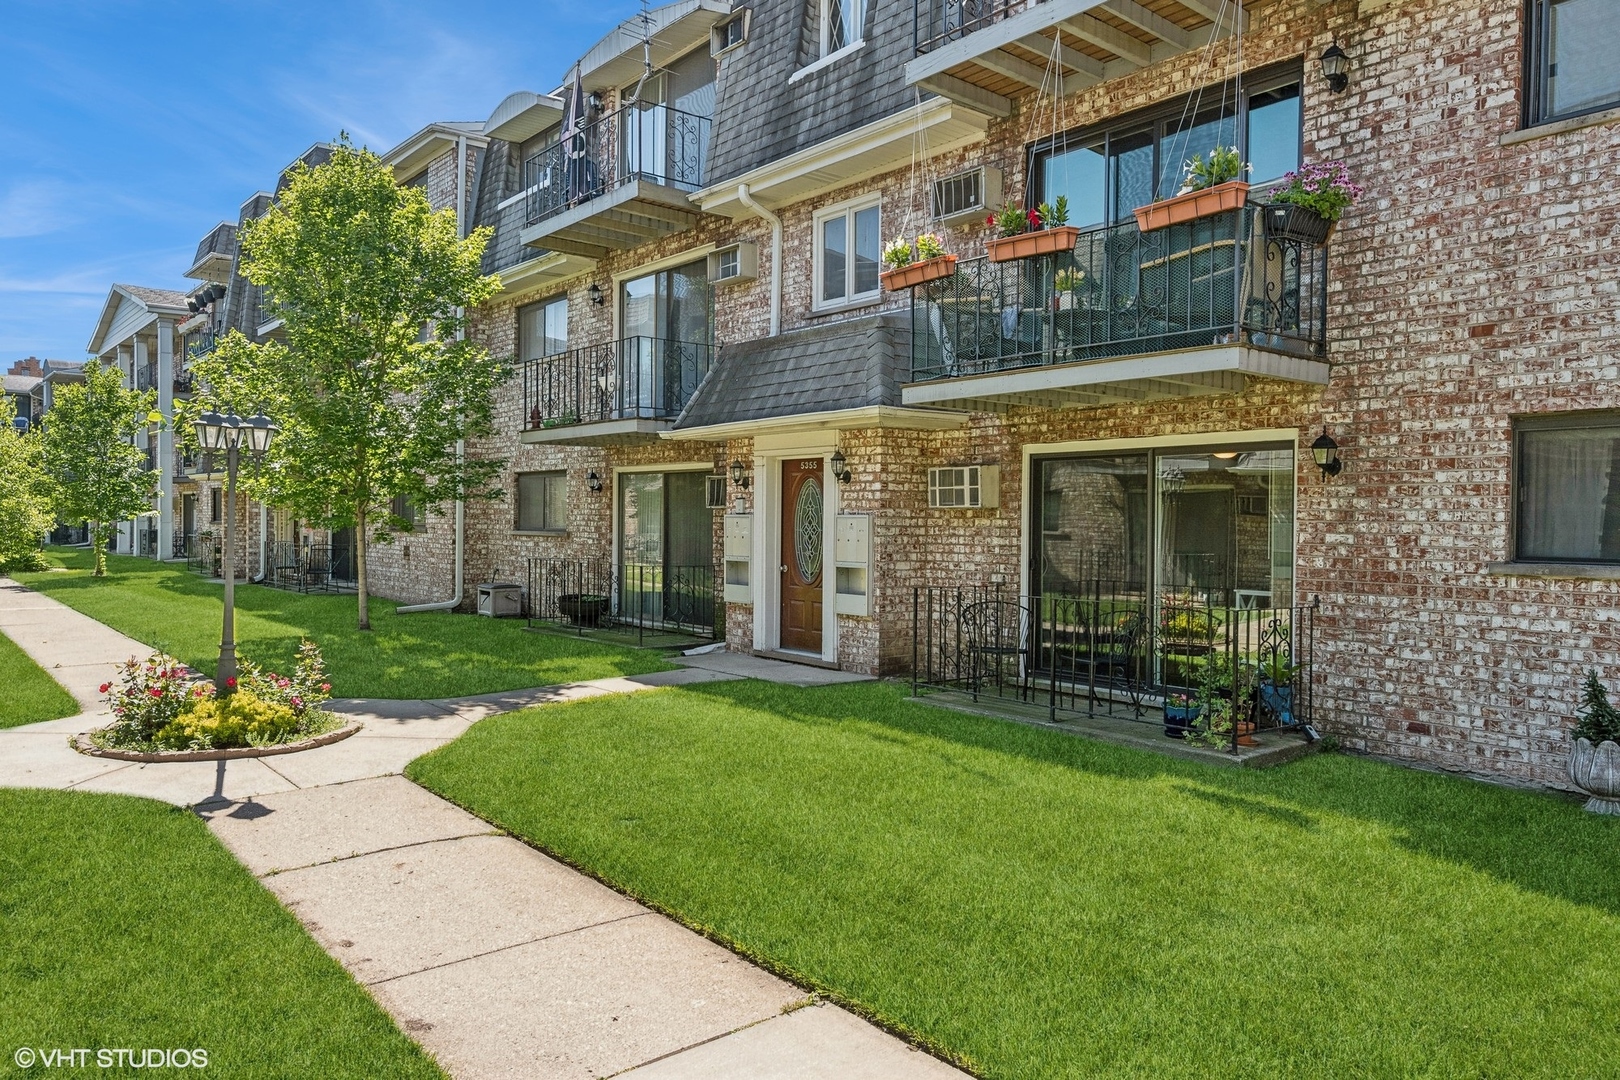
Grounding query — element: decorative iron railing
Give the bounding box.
[521,337,715,430]
[135,362,159,392]
[914,0,1017,55]
[524,104,711,226]
[910,206,1329,382]
[525,558,720,642]
[911,582,1318,751]
[173,449,200,480]
[172,530,194,559]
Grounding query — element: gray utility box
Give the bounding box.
[476,583,523,618]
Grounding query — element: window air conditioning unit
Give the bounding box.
[931,165,1002,226]
[928,465,1000,509]
[708,241,758,284]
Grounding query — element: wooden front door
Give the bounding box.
[779,458,824,653]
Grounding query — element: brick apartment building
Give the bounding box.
[85,0,1620,789]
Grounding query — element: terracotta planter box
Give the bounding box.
[986,226,1080,264]
[880,254,958,291]
[1133,180,1249,233]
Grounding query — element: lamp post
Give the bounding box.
[193,409,278,692]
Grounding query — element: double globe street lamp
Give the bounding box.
[193,410,277,692]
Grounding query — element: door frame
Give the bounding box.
[751,432,839,664]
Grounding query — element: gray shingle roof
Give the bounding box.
[3,374,41,394]
[674,312,911,430]
[117,284,191,310]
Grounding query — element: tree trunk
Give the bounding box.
[91,521,106,577]
[355,507,370,631]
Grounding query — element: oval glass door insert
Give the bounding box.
[794,477,823,581]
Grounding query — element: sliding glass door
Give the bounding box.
[1033,444,1295,608]
[618,470,714,631]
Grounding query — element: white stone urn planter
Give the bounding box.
[1568,737,1620,814]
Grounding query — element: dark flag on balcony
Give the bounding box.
[562,64,588,206]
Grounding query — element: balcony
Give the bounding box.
[908,0,1238,117]
[519,104,710,259]
[520,337,715,445]
[903,206,1329,411]
[135,362,158,392]
[173,449,200,482]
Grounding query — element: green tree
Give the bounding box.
[39,362,161,577]
[188,137,508,630]
[0,397,55,572]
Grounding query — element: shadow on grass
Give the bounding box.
[679,678,1620,918]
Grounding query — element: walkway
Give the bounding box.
[0,580,955,1080]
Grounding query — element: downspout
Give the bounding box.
[735,183,780,336]
[398,135,472,614]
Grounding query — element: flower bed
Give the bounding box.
[86,641,345,755]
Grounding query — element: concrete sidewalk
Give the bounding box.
[0,578,966,1080]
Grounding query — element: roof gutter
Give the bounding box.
[735,183,780,336]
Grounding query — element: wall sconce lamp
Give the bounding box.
[1319,42,1350,94]
[729,459,751,489]
[829,448,852,483]
[587,282,604,306]
[586,469,603,493]
[1311,429,1343,477]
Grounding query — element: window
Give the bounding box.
[814,199,881,308]
[209,488,222,524]
[1526,0,1620,126]
[712,10,749,55]
[1032,446,1295,608]
[516,471,568,532]
[1515,414,1620,563]
[821,0,864,55]
[518,296,568,361]
[1032,68,1302,229]
[390,494,424,531]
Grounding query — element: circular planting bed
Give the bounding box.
[72,720,362,762]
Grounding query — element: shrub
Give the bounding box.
[154,690,300,751]
[1574,670,1620,745]
[881,236,914,271]
[99,654,195,740]
[238,640,332,718]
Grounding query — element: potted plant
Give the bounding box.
[986,196,1079,263]
[558,592,610,627]
[1134,146,1250,233]
[1162,690,1200,739]
[1256,653,1306,727]
[1568,670,1620,815]
[1184,653,1258,749]
[1263,160,1364,245]
[880,232,957,291]
[1052,266,1087,310]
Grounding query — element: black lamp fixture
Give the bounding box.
[1311,428,1343,477]
[586,469,603,493]
[1319,41,1350,94]
[829,448,852,483]
[588,282,604,306]
[729,459,751,489]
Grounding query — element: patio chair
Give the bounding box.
[957,599,1026,700]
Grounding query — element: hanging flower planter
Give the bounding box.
[881,254,958,292]
[1262,202,1334,245]
[1134,180,1249,233]
[987,226,1080,264]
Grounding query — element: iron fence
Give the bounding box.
[910,206,1329,382]
[525,557,720,642]
[135,362,159,392]
[264,541,349,593]
[521,337,715,429]
[172,530,194,559]
[49,524,89,546]
[525,104,711,225]
[186,533,221,576]
[912,583,1318,751]
[914,0,1016,54]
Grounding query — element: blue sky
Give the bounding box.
[0,0,635,363]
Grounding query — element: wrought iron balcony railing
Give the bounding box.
[524,104,712,226]
[173,449,200,480]
[186,329,217,362]
[914,0,1017,55]
[910,205,1329,383]
[521,337,715,430]
[135,362,159,392]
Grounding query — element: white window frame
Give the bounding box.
[812,194,881,312]
[789,0,866,83]
[518,294,569,362]
[820,0,863,57]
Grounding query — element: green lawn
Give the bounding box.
[0,630,78,728]
[409,680,1620,1079]
[13,548,670,699]
[0,789,442,1078]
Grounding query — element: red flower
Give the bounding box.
[99,682,111,694]
[148,687,163,698]
[225,677,237,688]
[320,683,331,692]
